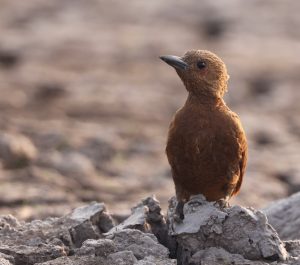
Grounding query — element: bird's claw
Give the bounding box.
[214,199,230,208]
[174,200,185,222]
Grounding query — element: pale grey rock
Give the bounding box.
[67,202,114,247]
[75,239,115,257]
[36,151,95,177]
[0,202,114,265]
[0,244,67,265]
[107,229,169,260]
[189,247,269,265]
[107,250,137,265]
[35,256,106,265]
[0,133,37,168]
[168,195,288,262]
[0,253,14,265]
[108,196,176,257]
[0,258,13,265]
[284,241,300,259]
[264,192,300,240]
[136,256,177,265]
[108,196,166,234]
[108,204,149,234]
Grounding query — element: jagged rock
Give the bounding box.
[1,196,300,265]
[0,202,114,265]
[108,203,150,233]
[0,133,37,169]
[0,258,13,265]
[168,195,288,263]
[189,247,269,265]
[75,239,116,257]
[35,256,106,265]
[108,196,166,234]
[36,151,95,178]
[68,202,114,247]
[108,196,176,257]
[284,241,300,258]
[36,228,176,265]
[264,192,300,240]
[135,256,177,265]
[0,253,14,265]
[107,229,169,260]
[107,250,138,265]
[0,244,67,265]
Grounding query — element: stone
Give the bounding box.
[189,247,269,265]
[0,133,37,169]
[264,192,300,240]
[0,253,14,265]
[36,151,95,177]
[0,202,114,264]
[75,239,116,257]
[108,196,176,257]
[0,258,13,265]
[107,251,137,265]
[107,229,169,260]
[168,195,288,263]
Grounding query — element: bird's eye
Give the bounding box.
[197,61,206,69]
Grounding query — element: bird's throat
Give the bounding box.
[186,92,222,107]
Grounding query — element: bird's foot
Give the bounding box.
[174,200,185,223]
[214,198,230,208]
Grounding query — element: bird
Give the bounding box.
[160,50,247,219]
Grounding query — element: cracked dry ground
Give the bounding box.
[0,0,300,220]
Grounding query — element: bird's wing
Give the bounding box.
[232,128,248,195]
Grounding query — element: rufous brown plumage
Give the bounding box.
[160,50,247,215]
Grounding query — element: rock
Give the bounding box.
[75,239,116,257]
[0,252,14,265]
[36,151,95,178]
[0,258,13,265]
[69,202,114,233]
[107,229,169,260]
[0,202,114,265]
[0,50,20,69]
[65,202,114,247]
[135,256,177,265]
[284,241,300,258]
[168,195,288,263]
[0,133,37,169]
[108,196,176,257]
[0,244,67,265]
[0,197,299,265]
[189,247,269,265]
[141,196,171,247]
[275,171,300,195]
[107,250,137,265]
[264,192,300,240]
[35,256,105,265]
[108,202,151,234]
[35,227,176,265]
[34,83,67,102]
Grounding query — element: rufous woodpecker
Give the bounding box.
[160,50,247,219]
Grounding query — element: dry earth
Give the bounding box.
[0,0,300,220]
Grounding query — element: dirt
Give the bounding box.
[0,0,300,220]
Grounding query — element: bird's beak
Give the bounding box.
[159,55,188,70]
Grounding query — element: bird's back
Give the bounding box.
[166,99,247,202]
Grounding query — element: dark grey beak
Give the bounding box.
[159,55,188,70]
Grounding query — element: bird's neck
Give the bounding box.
[186,92,224,107]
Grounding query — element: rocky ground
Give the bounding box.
[1,0,300,221]
[0,193,299,265]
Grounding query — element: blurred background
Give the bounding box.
[0,0,300,220]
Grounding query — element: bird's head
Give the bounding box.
[160,50,229,99]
